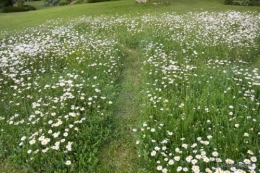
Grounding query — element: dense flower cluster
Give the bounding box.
[0,19,122,170]
[131,12,260,173]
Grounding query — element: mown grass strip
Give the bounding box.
[95,43,143,172]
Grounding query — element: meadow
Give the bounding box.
[0,0,260,173]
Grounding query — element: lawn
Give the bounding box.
[1,0,260,31]
[0,0,260,172]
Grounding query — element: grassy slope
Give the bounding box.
[0,0,260,32]
[0,1,260,172]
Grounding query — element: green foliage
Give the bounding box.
[43,0,61,6]
[87,0,110,3]
[17,0,25,7]
[224,0,260,5]
[2,5,36,13]
[0,0,13,8]
[75,0,85,4]
[248,0,260,5]
[224,0,233,4]
[24,4,36,10]
[59,0,69,6]
[44,0,83,6]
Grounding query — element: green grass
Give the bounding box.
[0,0,260,32]
[0,0,260,173]
[95,44,143,172]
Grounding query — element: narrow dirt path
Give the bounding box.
[95,45,142,172]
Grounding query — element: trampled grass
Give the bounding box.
[0,0,260,172]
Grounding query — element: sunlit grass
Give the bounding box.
[1,0,260,32]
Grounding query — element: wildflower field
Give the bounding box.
[0,10,260,173]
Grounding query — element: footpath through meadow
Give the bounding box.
[95,44,142,172]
